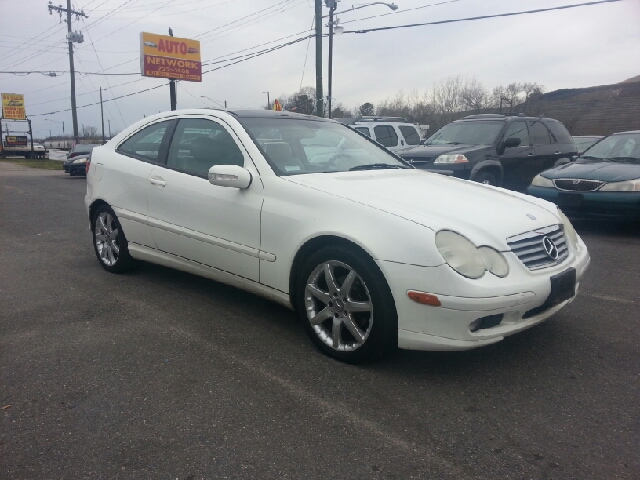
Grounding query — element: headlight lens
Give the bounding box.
[435,230,509,279]
[434,154,469,164]
[531,174,554,187]
[72,157,88,164]
[557,209,578,249]
[599,179,640,192]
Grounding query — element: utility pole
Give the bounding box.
[263,91,270,110]
[315,0,324,117]
[48,1,86,143]
[326,0,337,119]
[108,119,111,138]
[168,28,177,111]
[100,87,105,144]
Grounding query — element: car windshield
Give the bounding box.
[573,137,602,153]
[72,144,98,153]
[425,121,503,146]
[580,133,640,162]
[238,117,410,175]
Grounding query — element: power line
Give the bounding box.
[344,0,623,34]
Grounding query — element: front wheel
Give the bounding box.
[473,171,498,186]
[297,245,397,363]
[92,205,134,273]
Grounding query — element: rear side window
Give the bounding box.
[529,120,551,145]
[354,127,370,137]
[544,121,573,144]
[117,120,172,161]
[373,125,398,147]
[399,125,421,145]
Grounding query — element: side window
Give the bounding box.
[529,120,551,145]
[373,125,398,147]
[117,120,172,161]
[503,121,530,147]
[166,118,244,176]
[398,125,421,145]
[544,120,573,144]
[355,127,371,137]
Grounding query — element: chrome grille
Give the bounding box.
[553,179,604,192]
[507,225,569,270]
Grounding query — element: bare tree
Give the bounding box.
[460,78,489,112]
[83,126,98,138]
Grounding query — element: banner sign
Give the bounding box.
[5,136,28,147]
[2,93,26,120]
[140,32,202,82]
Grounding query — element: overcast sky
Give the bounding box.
[1,0,639,138]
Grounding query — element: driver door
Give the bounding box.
[146,116,263,281]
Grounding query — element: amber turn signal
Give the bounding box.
[407,290,441,306]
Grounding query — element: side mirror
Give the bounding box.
[498,137,521,155]
[208,164,252,189]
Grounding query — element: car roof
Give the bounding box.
[226,109,329,121]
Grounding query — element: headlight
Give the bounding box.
[435,230,509,279]
[72,157,88,164]
[557,209,578,249]
[599,179,640,192]
[531,174,554,187]
[434,154,469,164]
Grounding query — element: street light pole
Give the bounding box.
[326,1,397,120]
[263,91,270,110]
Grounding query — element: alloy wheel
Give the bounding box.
[94,212,120,266]
[304,260,373,352]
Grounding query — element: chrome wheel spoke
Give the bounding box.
[110,240,120,255]
[332,317,342,349]
[310,306,333,325]
[345,299,371,313]
[323,263,339,295]
[339,270,357,296]
[343,315,365,344]
[306,284,331,304]
[109,228,119,241]
[95,233,107,243]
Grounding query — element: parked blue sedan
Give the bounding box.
[527,131,640,220]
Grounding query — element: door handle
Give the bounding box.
[555,151,561,154]
[527,153,534,156]
[150,176,166,187]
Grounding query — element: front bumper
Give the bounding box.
[527,186,640,220]
[380,237,590,351]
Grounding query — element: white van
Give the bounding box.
[336,117,427,152]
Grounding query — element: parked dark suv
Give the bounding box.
[398,114,577,191]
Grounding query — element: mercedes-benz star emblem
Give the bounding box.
[542,236,559,260]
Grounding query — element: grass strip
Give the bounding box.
[0,158,64,170]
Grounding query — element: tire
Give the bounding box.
[296,245,398,363]
[473,171,498,186]
[92,205,134,273]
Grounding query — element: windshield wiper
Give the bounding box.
[349,163,406,171]
[608,156,640,162]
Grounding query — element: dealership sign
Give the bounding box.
[2,93,26,120]
[140,32,202,82]
[5,136,28,147]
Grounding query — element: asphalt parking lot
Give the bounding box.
[1,164,638,479]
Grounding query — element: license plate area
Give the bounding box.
[557,192,583,207]
[547,268,577,307]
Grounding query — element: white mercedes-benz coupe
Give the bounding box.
[86,109,590,363]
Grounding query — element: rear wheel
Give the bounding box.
[92,205,134,273]
[297,245,397,363]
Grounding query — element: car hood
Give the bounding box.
[285,169,560,250]
[542,159,640,181]
[399,144,489,160]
